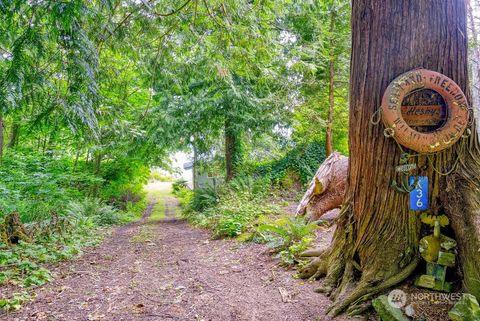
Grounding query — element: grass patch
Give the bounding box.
[130,182,174,243]
[149,199,165,223]
[130,229,154,243]
[145,182,175,223]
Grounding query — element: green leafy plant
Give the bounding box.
[177,175,279,238]
[227,176,270,198]
[100,160,149,211]
[174,186,194,207]
[0,292,33,312]
[253,141,327,186]
[149,172,173,182]
[21,266,52,288]
[256,216,317,266]
[0,151,103,224]
[172,179,188,193]
[0,217,104,312]
[66,198,120,226]
[190,186,220,213]
[209,194,278,238]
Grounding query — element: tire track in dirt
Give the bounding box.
[4,183,346,321]
[163,197,177,220]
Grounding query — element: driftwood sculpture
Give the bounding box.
[296,152,348,222]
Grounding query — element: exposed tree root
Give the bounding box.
[300,248,325,257]
[346,302,371,317]
[327,256,420,317]
[298,233,346,284]
[298,200,420,317]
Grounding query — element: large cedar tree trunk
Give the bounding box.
[302,0,480,316]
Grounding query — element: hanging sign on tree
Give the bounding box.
[381,69,469,153]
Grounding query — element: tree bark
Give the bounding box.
[8,121,19,148]
[0,114,4,159]
[468,0,480,138]
[304,0,480,315]
[326,5,336,157]
[193,144,198,189]
[73,147,81,170]
[91,152,102,196]
[94,153,102,174]
[42,134,48,154]
[224,118,242,181]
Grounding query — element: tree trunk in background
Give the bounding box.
[8,122,19,148]
[224,118,242,181]
[326,5,336,157]
[42,135,47,154]
[90,153,102,196]
[192,144,197,189]
[73,149,80,170]
[305,1,480,315]
[94,153,102,174]
[468,0,480,137]
[0,115,4,159]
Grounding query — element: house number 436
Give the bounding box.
[409,176,428,211]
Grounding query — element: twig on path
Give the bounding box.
[143,313,180,319]
[136,291,168,305]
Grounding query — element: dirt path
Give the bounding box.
[4,183,347,321]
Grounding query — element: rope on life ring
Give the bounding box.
[381,69,469,153]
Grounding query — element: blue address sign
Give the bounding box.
[409,176,428,211]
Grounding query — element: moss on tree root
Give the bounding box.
[327,257,420,316]
[0,212,31,246]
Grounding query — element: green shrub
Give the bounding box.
[125,197,148,220]
[207,193,278,238]
[149,172,173,182]
[177,175,278,238]
[256,216,317,266]
[252,140,326,185]
[227,175,270,197]
[174,185,194,206]
[0,150,102,224]
[100,159,149,210]
[172,179,188,193]
[66,198,120,226]
[189,185,220,212]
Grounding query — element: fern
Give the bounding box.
[190,186,219,212]
[66,198,119,226]
[257,216,317,251]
